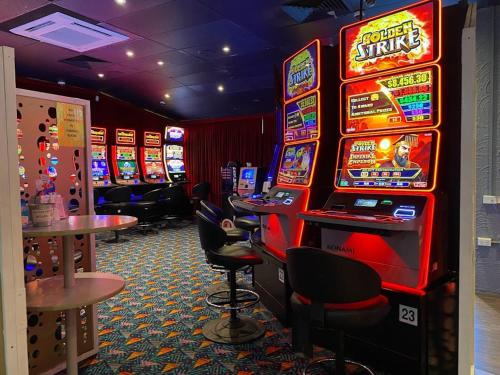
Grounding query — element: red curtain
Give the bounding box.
[182,113,277,205]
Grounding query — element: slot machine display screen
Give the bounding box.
[241,168,255,180]
[165,127,184,142]
[342,66,440,134]
[165,145,183,159]
[91,145,109,180]
[117,160,137,178]
[336,131,438,190]
[144,147,161,161]
[146,162,164,177]
[340,0,439,80]
[116,146,136,160]
[167,159,185,173]
[284,91,319,142]
[277,141,317,186]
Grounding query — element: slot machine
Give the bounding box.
[299,1,458,373]
[140,131,167,184]
[236,166,266,197]
[111,128,142,185]
[164,126,187,183]
[234,39,337,322]
[90,127,113,187]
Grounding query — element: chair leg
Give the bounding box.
[335,329,346,375]
[292,311,313,357]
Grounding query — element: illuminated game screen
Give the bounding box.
[167,159,185,173]
[116,146,136,160]
[284,92,319,142]
[165,126,184,142]
[91,144,106,160]
[277,141,317,186]
[165,145,183,159]
[341,0,439,80]
[91,145,109,180]
[342,66,439,134]
[283,40,319,102]
[92,160,109,179]
[146,162,164,176]
[144,147,161,161]
[241,168,255,180]
[336,131,438,190]
[117,160,137,178]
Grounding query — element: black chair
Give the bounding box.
[128,188,164,233]
[287,247,390,375]
[161,185,192,224]
[96,186,133,243]
[200,200,249,243]
[227,195,260,232]
[191,182,210,214]
[196,210,264,344]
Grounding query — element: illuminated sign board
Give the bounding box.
[342,65,440,134]
[336,130,439,191]
[115,129,135,145]
[91,127,106,144]
[144,131,161,146]
[340,0,440,80]
[165,126,184,142]
[284,91,320,142]
[283,39,320,103]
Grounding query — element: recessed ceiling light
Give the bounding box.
[160,101,166,105]
[164,93,171,99]
[115,0,126,5]
[57,80,66,86]
[98,73,104,78]
[157,60,164,66]
[126,50,134,58]
[217,84,224,92]
[222,45,231,53]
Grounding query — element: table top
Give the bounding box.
[23,215,137,237]
[26,272,125,311]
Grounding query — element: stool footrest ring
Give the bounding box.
[304,358,375,375]
[206,288,260,310]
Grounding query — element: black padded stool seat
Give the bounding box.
[206,245,261,269]
[196,210,264,344]
[287,247,390,375]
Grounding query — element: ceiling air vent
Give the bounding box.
[282,0,351,22]
[9,12,128,52]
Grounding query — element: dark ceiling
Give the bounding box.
[0,0,461,120]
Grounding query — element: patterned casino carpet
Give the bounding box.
[79,224,331,375]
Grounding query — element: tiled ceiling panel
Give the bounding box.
[86,37,171,64]
[106,0,222,37]
[150,19,263,50]
[0,0,47,23]
[56,0,172,22]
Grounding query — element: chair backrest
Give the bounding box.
[200,200,223,222]
[192,182,210,200]
[104,186,132,203]
[196,210,227,251]
[142,188,164,202]
[286,247,382,304]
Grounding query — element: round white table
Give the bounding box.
[23,215,137,375]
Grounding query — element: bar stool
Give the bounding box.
[286,247,390,375]
[96,186,133,243]
[227,195,260,232]
[196,210,264,344]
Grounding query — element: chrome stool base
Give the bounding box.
[304,358,375,375]
[202,316,264,344]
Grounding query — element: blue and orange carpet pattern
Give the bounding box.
[80,225,330,374]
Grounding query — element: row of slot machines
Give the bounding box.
[90,126,187,188]
[235,0,460,374]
